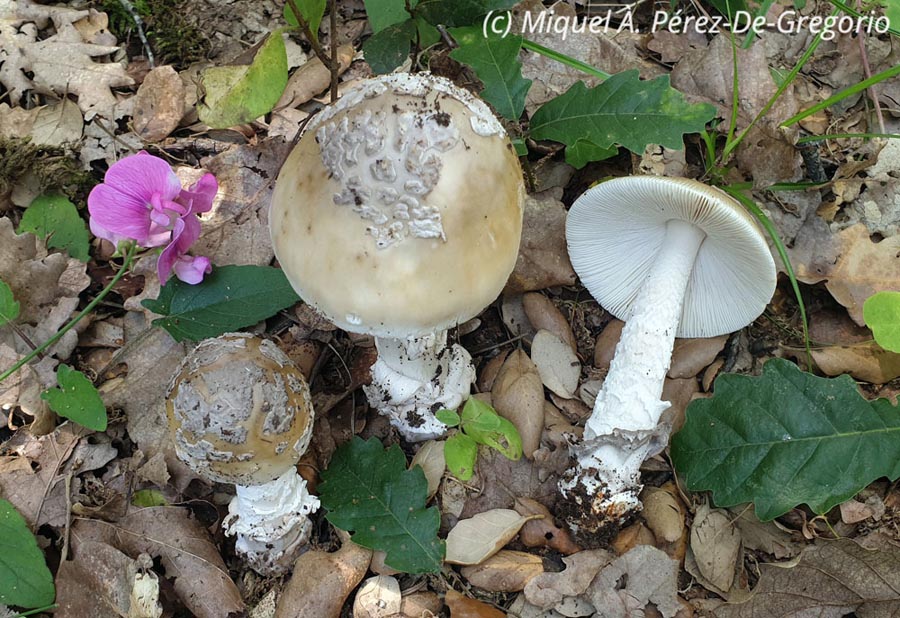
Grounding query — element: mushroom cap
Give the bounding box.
[166,333,314,486]
[566,176,776,338]
[270,73,525,338]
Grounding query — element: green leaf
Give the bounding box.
[0,279,20,327]
[416,0,518,27]
[444,433,478,481]
[864,291,900,353]
[283,0,327,40]
[0,500,54,609]
[41,365,107,431]
[141,265,300,342]
[435,409,460,427]
[132,489,168,507]
[460,397,522,461]
[564,139,618,169]
[362,18,417,74]
[529,72,717,162]
[671,358,900,521]
[197,32,288,129]
[319,437,444,573]
[18,195,90,262]
[706,0,749,19]
[448,27,530,120]
[364,0,411,32]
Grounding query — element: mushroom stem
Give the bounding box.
[563,219,706,528]
[224,468,320,575]
[364,332,476,441]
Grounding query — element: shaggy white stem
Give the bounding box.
[224,469,320,575]
[364,332,476,441]
[564,219,706,518]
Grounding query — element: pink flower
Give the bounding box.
[88,152,217,285]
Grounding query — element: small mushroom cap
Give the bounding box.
[166,333,314,485]
[566,176,776,338]
[270,73,525,338]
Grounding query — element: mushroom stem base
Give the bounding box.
[364,333,476,441]
[224,469,320,575]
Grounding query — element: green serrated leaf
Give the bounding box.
[18,194,90,262]
[364,0,411,32]
[198,32,288,129]
[0,500,54,609]
[319,437,444,573]
[444,433,478,481]
[671,358,900,521]
[416,0,518,27]
[448,27,530,120]
[864,291,900,353]
[283,0,327,40]
[0,279,20,327]
[132,489,168,507]
[141,265,300,342]
[435,409,460,427]
[41,365,107,431]
[529,71,717,162]
[565,139,618,169]
[362,18,417,74]
[460,397,522,460]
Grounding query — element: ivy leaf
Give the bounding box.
[283,0,327,41]
[142,265,300,342]
[18,194,90,262]
[461,397,522,461]
[448,27,531,120]
[319,437,444,573]
[364,0,411,32]
[671,358,900,521]
[0,499,54,609]
[0,279,20,327]
[198,31,288,129]
[41,365,107,431]
[529,72,716,164]
[864,291,900,353]
[444,433,478,481]
[416,0,518,27]
[363,18,417,74]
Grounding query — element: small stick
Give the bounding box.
[286,0,334,71]
[329,0,339,102]
[117,0,155,68]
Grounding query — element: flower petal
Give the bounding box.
[87,183,153,243]
[173,255,212,284]
[157,214,203,283]
[178,173,218,214]
[103,151,182,204]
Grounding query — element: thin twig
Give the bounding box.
[117,0,155,68]
[286,0,333,70]
[856,0,886,134]
[60,469,75,563]
[329,0,339,102]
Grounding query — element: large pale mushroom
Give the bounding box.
[166,333,318,574]
[561,176,776,540]
[270,73,524,441]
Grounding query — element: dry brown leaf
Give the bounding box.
[515,496,580,555]
[811,344,900,384]
[445,589,505,618]
[491,349,545,459]
[72,8,117,45]
[477,350,509,393]
[505,190,576,293]
[0,102,39,138]
[728,506,800,560]
[668,336,728,379]
[500,295,537,341]
[647,29,708,63]
[611,522,657,556]
[642,486,686,544]
[524,549,613,610]
[589,546,682,618]
[530,330,580,399]
[445,509,537,565]
[55,541,142,618]
[593,319,624,370]
[31,98,84,145]
[715,539,900,618]
[353,575,401,618]
[460,550,544,592]
[132,66,185,142]
[688,503,742,596]
[410,440,445,500]
[73,507,245,618]
[522,293,577,352]
[276,539,372,618]
[661,376,701,435]
[276,44,355,110]
[398,591,443,618]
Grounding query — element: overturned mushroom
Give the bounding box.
[166,333,318,574]
[561,176,776,540]
[270,73,524,441]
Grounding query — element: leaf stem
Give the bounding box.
[0,243,138,385]
[521,38,610,80]
[286,0,334,72]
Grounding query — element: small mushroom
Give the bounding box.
[270,73,524,441]
[560,176,776,540]
[166,333,318,574]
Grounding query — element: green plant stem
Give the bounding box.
[521,38,610,80]
[797,132,900,143]
[827,0,900,37]
[720,10,834,162]
[12,605,58,618]
[0,243,138,385]
[722,187,812,368]
[782,62,900,128]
